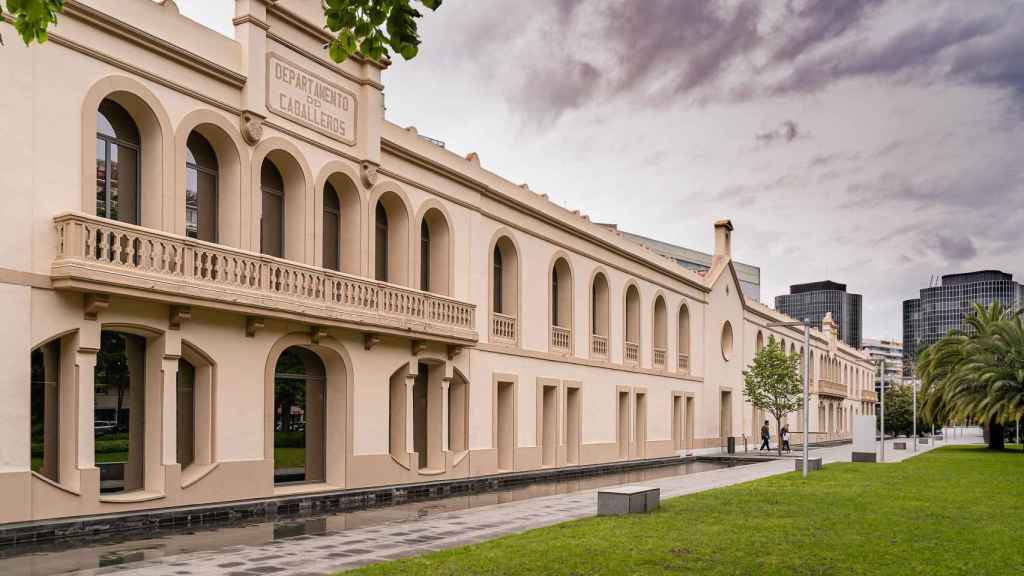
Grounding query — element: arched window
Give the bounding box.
[96,99,140,224]
[590,272,609,357]
[420,220,430,290]
[490,236,519,343]
[755,330,764,353]
[624,285,640,365]
[419,208,451,295]
[678,304,691,373]
[260,159,284,258]
[652,295,667,368]
[185,131,218,242]
[550,257,573,353]
[493,246,503,312]
[375,202,389,281]
[322,182,341,271]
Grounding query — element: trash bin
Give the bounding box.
[727,436,736,454]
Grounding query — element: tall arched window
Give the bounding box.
[323,182,341,271]
[550,257,573,353]
[624,285,641,365]
[419,208,451,295]
[590,272,609,358]
[419,220,431,291]
[96,99,140,224]
[375,202,389,281]
[652,295,667,368]
[185,132,218,242]
[678,304,691,373]
[490,236,519,343]
[493,246,503,312]
[260,159,284,258]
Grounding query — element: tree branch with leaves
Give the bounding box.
[2,0,441,65]
[743,335,803,456]
[0,0,64,45]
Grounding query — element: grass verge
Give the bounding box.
[349,445,1023,575]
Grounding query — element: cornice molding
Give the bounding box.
[474,343,704,383]
[63,0,246,89]
[380,138,712,297]
[265,2,388,70]
[266,31,384,90]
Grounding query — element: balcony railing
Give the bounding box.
[551,325,571,353]
[678,353,690,374]
[652,347,666,369]
[624,341,639,364]
[491,312,517,343]
[817,378,846,397]
[52,213,477,341]
[591,334,608,358]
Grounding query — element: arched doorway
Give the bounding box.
[273,346,326,484]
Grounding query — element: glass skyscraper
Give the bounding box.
[775,281,863,348]
[902,270,1024,376]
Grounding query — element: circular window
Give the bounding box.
[721,321,734,361]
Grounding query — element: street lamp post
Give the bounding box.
[767,318,811,478]
[912,378,918,453]
[879,358,886,463]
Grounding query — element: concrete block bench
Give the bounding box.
[795,457,822,472]
[893,441,907,450]
[597,485,660,516]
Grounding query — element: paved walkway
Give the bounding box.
[35,434,983,576]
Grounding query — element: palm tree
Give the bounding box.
[917,302,1024,449]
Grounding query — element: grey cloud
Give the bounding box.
[933,234,978,262]
[948,7,1024,99]
[755,120,801,145]
[770,0,887,63]
[773,14,1002,96]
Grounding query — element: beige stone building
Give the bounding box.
[0,0,876,526]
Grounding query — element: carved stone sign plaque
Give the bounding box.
[266,53,357,146]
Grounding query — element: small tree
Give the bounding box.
[743,336,803,456]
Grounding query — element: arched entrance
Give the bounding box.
[273,346,326,484]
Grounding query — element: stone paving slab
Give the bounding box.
[47,436,978,576]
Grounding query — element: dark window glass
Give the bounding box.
[420,220,431,291]
[493,246,503,313]
[260,160,284,258]
[176,358,195,468]
[96,100,140,224]
[375,203,388,282]
[185,132,218,242]
[323,183,340,271]
[552,270,559,325]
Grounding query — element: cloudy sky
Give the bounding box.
[178,0,1023,341]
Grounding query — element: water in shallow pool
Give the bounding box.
[0,459,741,575]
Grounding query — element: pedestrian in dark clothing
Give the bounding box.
[760,420,770,452]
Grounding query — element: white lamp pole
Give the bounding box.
[767,318,811,478]
[880,358,886,463]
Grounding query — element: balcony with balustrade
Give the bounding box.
[51,213,477,343]
[624,341,639,365]
[550,325,571,353]
[817,378,846,397]
[490,312,517,344]
[652,347,666,369]
[591,334,608,358]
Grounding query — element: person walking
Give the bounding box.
[781,424,791,453]
[759,420,771,452]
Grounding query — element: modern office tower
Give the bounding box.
[902,270,1024,375]
[603,227,763,302]
[775,281,863,348]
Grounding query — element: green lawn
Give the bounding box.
[349,445,1024,575]
[274,447,306,469]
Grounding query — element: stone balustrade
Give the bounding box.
[52,213,477,342]
[550,325,571,352]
